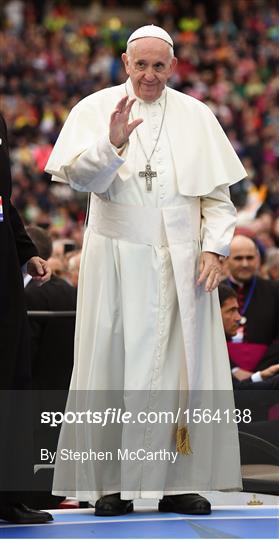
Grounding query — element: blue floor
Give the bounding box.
[0,507,278,539]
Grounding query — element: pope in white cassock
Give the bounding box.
[45,25,247,516]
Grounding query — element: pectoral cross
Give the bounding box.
[139,164,157,192]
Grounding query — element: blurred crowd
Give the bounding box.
[0,0,279,282]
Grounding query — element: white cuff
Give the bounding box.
[110,141,127,155]
[251,371,263,383]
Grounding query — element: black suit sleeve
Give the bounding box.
[233,374,279,390]
[9,202,38,266]
[232,376,254,389]
[0,112,38,265]
[256,341,279,370]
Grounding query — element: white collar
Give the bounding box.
[228,275,245,288]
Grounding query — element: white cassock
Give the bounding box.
[45,78,247,502]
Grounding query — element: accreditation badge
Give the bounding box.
[0,196,3,222]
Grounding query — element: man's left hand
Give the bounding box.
[27,256,51,284]
[197,252,222,292]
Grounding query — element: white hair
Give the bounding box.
[126,39,174,60]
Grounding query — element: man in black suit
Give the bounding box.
[219,282,279,453]
[23,225,77,508]
[0,112,52,524]
[218,283,279,420]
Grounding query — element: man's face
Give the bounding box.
[122,38,177,102]
[228,239,259,283]
[221,297,241,338]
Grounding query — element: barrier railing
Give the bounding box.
[27,311,76,318]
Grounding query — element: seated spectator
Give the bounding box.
[218,283,279,421]
[225,234,279,374]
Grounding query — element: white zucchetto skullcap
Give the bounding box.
[127,25,173,48]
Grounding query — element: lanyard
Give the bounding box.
[227,276,256,316]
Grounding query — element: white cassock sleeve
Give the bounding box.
[60,134,125,193]
[200,184,237,256]
[45,102,125,193]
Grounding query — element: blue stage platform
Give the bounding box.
[0,506,278,539]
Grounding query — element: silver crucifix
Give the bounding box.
[139,164,157,192]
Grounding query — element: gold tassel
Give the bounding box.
[176,426,192,455]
